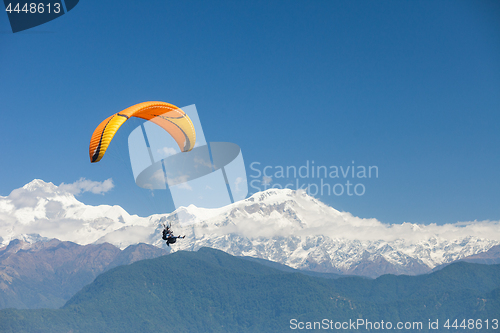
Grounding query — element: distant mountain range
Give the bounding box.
[1,179,499,278]
[1,238,498,311]
[1,248,499,333]
[432,244,500,272]
[0,239,167,309]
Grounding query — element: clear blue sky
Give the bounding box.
[1,0,499,225]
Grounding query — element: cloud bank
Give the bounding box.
[58,178,114,195]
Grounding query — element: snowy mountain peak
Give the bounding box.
[246,188,319,206]
[21,179,58,193]
[0,179,148,249]
[168,189,323,228]
[248,188,295,201]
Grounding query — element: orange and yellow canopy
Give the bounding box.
[89,101,196,163]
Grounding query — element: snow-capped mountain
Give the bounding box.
[162,189,500,277]
[0,179,163,249]
[1,179,499,277]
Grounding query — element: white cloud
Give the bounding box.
[234,177,243,191]
[5,179,112,209]
[151,169,166,183]
[173,177,192,190]
[158,147,177,158]
[194,156,213,168]
[58,178,114,195]
[262,176,272,185]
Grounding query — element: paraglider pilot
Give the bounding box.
[162,224,185,246]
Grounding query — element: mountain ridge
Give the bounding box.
[0,238,167,309]
[1,179,499,278]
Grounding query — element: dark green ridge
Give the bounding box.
[0,248,498,333]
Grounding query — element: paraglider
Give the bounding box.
[89,102,193,246]
[89,101,196,163]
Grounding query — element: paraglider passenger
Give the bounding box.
[165,234,186,246]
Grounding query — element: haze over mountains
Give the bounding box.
[1,179,499,278]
